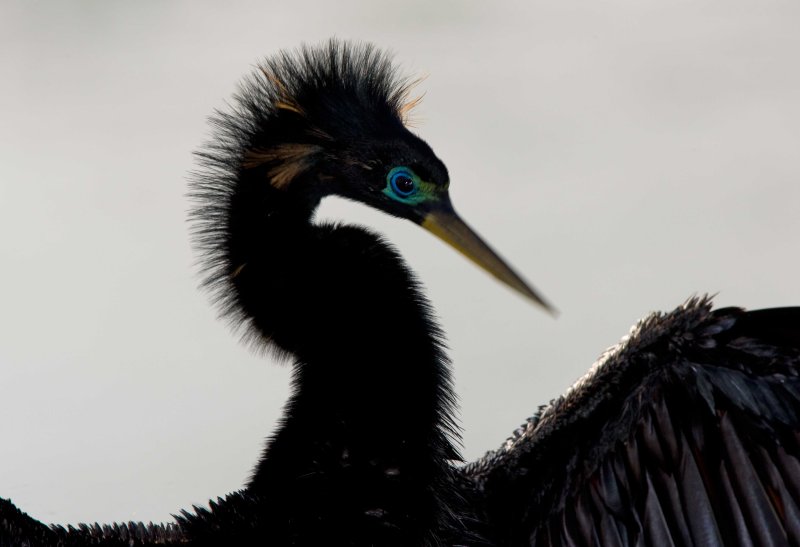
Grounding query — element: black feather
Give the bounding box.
[464,298,800,546]
[183,39,467,546]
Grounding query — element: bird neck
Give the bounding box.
[227,175,461,541]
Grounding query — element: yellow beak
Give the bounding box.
[421,208,555,314]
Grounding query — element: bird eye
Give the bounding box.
[388,168,417,198]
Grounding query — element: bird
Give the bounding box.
[2,39,800,546]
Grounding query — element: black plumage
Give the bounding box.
[463,298,800,545]
[2,40,800,546]
[183,40,469,546]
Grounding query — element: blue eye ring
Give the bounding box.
[388,167,417,198]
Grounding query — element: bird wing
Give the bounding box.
[0,498,57,546]
[463,297,800,546]
[0,497,185,546]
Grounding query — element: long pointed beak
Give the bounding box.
[421,206,556,314]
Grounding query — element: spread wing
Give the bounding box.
[0,497,185,546]
[464,297,800,546]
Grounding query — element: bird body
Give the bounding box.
[2,41,799,546]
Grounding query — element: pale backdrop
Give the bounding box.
[1,0,799,525]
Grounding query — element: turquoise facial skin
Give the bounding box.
[383,166,446,205]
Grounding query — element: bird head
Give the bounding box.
[197,40,553,312]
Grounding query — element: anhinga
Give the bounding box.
[2,40,799,546]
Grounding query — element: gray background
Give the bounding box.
[1,0,798,525]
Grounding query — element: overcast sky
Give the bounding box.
[1,0,798,525]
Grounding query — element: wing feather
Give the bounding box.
[464,298,800,546]
[641,472,678,547]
